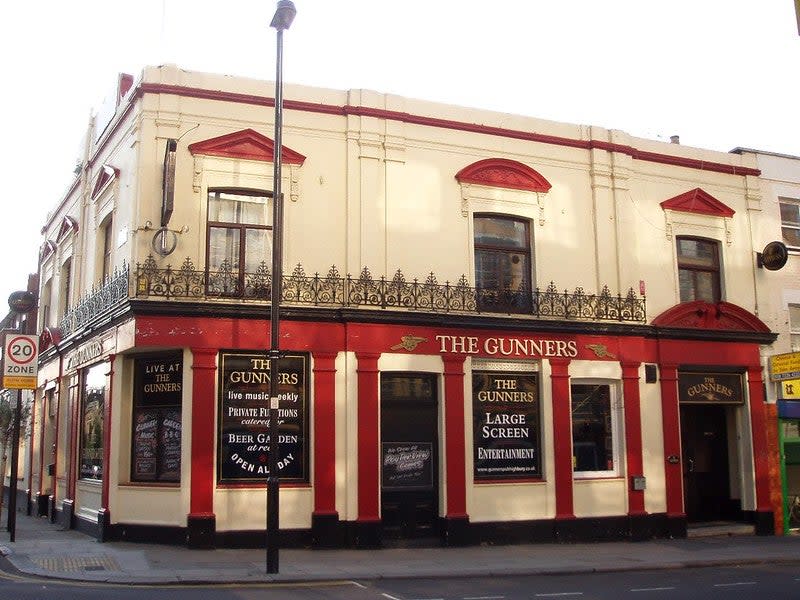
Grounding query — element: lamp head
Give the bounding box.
[270,0,297,31]
[8,290,36,314]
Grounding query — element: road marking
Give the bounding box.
[380,594,403,600]
[464,596,505,599]
[535,594,583,598]
[630,587,676,592]
[713,582,757,587]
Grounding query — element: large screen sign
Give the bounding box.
[472,371,541,480]
[217,352,308,483]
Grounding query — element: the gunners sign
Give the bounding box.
[3,334,39,389]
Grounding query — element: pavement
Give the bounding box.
[2,506,800,585]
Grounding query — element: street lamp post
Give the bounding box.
[267,0,296,575]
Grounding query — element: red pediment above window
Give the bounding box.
[91,165,119,199]
[660,188,735,218]
[55,216,79,242]
[188,128,306,165]
[40,240,56,262]
[652,301,769,333]
[455,158,552,192]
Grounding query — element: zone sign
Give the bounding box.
[3,334,39,389]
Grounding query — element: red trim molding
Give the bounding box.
[660,188,735,218]
[550,358,574,520]
[312,352,338,518]
[621,362,646,516]
[659,364,683,517]
[747,366,772,513]
[443,355,468,519]
[188,128,306,165]
[652,301,770,333]
[455,158,552,192]
[189,348,217,517]
[56,216,79,243]
[356,353,381,522]
[101,357,115,511]
[137,82,760,178]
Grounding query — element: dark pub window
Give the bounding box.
[207,189,272,297]
[80,363,106,480]
[473,215,532,313]
[676,236,720,303]
[131,354,183,483]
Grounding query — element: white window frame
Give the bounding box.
[780,198,800,250]
[570,379,623,479]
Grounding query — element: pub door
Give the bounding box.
[380,373,439,542]
[680,404,732,522]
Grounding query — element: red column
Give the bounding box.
[443,355,467,519]
[747,366,772,514]
[356,353,381,524]
[551,358,574,520]
[188,348,217,522]
[621,361,646,516]
[659,364,683,517]
[312,352,338,518]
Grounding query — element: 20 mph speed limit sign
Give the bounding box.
[3,334,39,389]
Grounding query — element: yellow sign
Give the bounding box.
[3,375,37,390]
[770,352,800,381]
[782,379,800,400]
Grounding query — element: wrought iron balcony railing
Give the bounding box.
[133,255,647,322]
[57,255,647,337]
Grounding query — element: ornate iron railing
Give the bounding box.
[133,255,647,323]
[60,264,130,336]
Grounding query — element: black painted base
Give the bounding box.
[35,493,50,517]
[754,510,775,536]
[59,499,75,530]
[97,508,111,542]
[187,514,216,549]
[441,515,470,546]
[47,495,57,523]
[353,519,382,549]
[665,514,688,539]
[312,512,343,548]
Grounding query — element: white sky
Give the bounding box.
[0,0,798,312]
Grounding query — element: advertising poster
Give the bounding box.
[472,371,540,480]
[218,352,308,482]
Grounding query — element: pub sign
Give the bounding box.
[678,372,744,404]
[217,352,308,482]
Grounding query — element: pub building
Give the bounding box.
[26,65,780,549]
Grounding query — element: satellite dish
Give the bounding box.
[759,241,789,271]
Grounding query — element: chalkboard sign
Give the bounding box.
[133,410,158,480]
[160,409,181,481]
[472,371,540,480]
[382,442,433,490]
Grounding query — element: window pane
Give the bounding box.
[783,226,800,248]
[208,191,270,225]
[677,238,717,268]
[244,229,271,273]
[209,227,240,272]
[790,305,800,330]
[80,363,106,480]
[781,202,800,226]
[474,217,528,249]
[571,384,613,473]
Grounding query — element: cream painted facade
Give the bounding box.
[18,65,780,548]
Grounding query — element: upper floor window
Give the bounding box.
[780,200,800,249]
[474,215,532,313]
[207,189,272,296]
[101,218,113,281]
[676,237,720,304]
[58,258,72,322]
[790,305,800,352]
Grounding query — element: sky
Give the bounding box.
[0,0,798,312]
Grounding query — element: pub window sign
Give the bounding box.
[678,372,745,405]
[217,352,309,483]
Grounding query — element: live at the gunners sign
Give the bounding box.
[3,334,39,389]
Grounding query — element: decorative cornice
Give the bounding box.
[660,188,735,218]
[137,83,761,178]
[55,215,79,242]
[91,166,119,200]
[455,158,552,193]
[187,128,306,165]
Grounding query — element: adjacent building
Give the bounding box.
[23,65,783,548]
